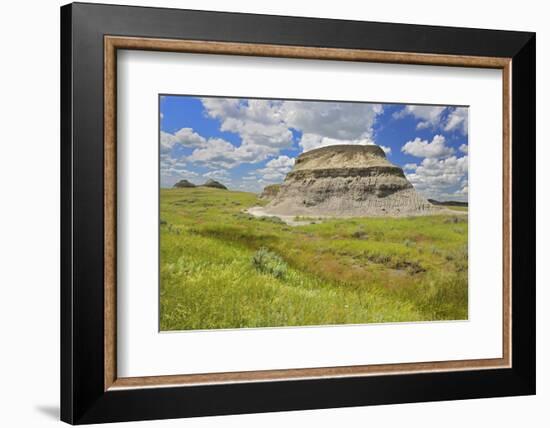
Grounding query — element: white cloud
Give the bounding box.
[380,145,391,155]
[160,128,206,154]
[265,155,295,170]
[203,169,231,181]
[257,155,295,181]
[160,131,178,154]
[160,155,187,172]
[405,155,468,201]
[160,161,200,188]
[444,107,469,135]
[401,134,455,158]
[281,101,382,140]
[165,99,385,181]
[394,105,469,136]
[403,163,418,171]
[459,143,468,153]
[161,168,198,178]
[157,125,277,169]
[394,105,447,130]
[172,128,207,147]
[201,98,384,157]
[201,98,293,163]
[239,157,293,188]
[281,101,383,153]
[186,138,242,169]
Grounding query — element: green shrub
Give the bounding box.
[233,212,254,221]
[258,216,286,225]
[444,216,466,224]
[251,247,288,279]
[430,245,442,256]
[351,229,368,239]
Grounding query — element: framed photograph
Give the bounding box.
[61,2,535,424]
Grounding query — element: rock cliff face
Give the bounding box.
[260,184,281,200]
[264,145,435,217]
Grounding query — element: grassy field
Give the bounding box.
[160,188,468,331]
[443,205,468,212]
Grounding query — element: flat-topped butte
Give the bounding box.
[263,144,437,217]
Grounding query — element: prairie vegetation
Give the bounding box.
[160,188,468,331]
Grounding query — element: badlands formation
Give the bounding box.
[261,144,438,217]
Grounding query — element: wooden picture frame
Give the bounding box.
[61,2,535,424]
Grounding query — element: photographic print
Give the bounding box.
[159,95,469,331]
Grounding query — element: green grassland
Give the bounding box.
[443,205,468,212]
[160,188,468,331]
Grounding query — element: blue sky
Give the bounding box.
[160,95,469,201]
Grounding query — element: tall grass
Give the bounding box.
[160,187,468,331]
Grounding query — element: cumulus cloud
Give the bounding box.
[405,155,468,201]
[161,167,198,179]
[186,138,243,169]
[242,175,259,181]
[282,101,382,140]
[400,133,467,199]
[172,128,207,147]
[201,98,293,163]
[203,169,231,181]
[459,143,468,153]
[160,155,188,173]
[160,157,200,187]
[160,131,178,154]
[166,98,383,176]
[394,105,469,136]
[394,105,447,130]
[401,135,455,158]
[444,107,469,135]
[201,98,384,157]
[160,128,207,154]
[158,125,278,169]
[257,155,295,181]
[281,101,383,152]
